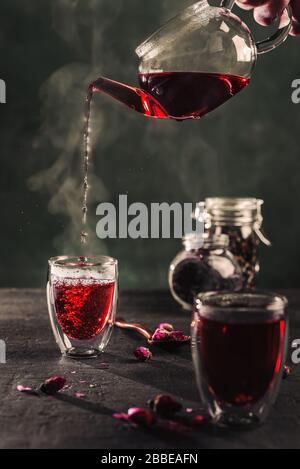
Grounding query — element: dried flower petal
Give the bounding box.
[171,330,190,342]
[186,408,193,413]
[151,327,189,344]
[134,346,152,362]
[127,408,155,426]
[17,385,39,396]
[99,363,109,369]
[151,328,171,342]
[158,323,174,332]
[75,392,86,398]
[17,385,32,392]
[283,365,292,380]
[113,409,155,426]
[113,412,129,421]
[40,376,66,395]
[149,394,182,417]
[17,385,33,393]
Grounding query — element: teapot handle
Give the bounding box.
[221,0,292,54]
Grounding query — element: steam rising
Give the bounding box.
[28,0,222,273]
[28,0,118,255]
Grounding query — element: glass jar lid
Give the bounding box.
[193,198,271,247]
[204,197,263,226]
[183,232,229,250]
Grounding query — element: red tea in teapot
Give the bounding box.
[138,72,249,120]
[89,72,249,121]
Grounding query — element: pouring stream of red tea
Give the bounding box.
[80,87,93,245]
[81,72,249,242]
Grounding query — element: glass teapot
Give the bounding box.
[91,0,292,120]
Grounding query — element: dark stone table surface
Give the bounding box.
[0,288,299,449]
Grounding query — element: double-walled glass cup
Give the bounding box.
[47,256,118,358]
[192,291,288,428]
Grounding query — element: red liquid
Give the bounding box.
[139,72,249,120]
[53,278,115,340]
[90,72,249,121]
[90,77,168,119]
[198,315,285,405]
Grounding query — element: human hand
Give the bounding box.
[236,0,300,35]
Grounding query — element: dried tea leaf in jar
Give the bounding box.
[197,198,271,288]
[169,233,243,311]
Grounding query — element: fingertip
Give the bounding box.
[253,1,289,27]
[279,10,291,29]
[290,20,300,36]
[253,9,277,26]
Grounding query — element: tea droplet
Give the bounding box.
[80,231,88,244]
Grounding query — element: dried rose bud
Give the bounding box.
[134,346,152,362]
[151,328,171,342]
[283,365,292,380]
[158,323,174,333]
[40,376,66,395]
[149,394,182,417]
[127,408,155,426]
[171,330,190,342]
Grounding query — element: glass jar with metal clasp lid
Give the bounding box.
[194,198,271,288]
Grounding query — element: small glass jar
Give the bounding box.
[195,198,271,289]
[169,233,243,311]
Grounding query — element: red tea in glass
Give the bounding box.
[198,315,285,406]
[53,278,115,341]
[192,292,288,427]
[47,256,118,358]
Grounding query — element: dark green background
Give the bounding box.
[0,0,299,290]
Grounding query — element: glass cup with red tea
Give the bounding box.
[192,291,288,428]
[47,256,118,358]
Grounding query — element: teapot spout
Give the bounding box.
[89,76,168,119]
